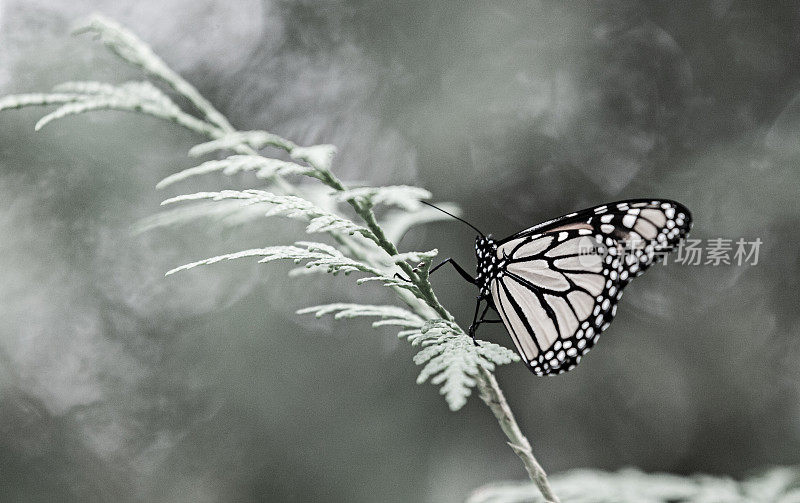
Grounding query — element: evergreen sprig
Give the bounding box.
[161,190,375,238]
[0,14,561,503]
[297,304,426,329]
[335,185,432,211]
[156,155,316,189]
[0,80,214,135]
[403,320,520,411]
[164,242,381,277]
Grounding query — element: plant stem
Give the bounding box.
[477,368,561,503]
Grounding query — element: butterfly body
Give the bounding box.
[475,236,501,298]
[446,199,692,376]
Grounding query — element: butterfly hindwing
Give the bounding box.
[485,199,691,376]
[490,228,619,375]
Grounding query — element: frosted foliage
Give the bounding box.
[336,185,432,210]
[162,190,373,237]
[468,467,800,503]
[402,321,519,411]
[156,156,314,189]
[0,8,520,421]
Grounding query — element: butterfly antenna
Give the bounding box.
[420,201,485,236]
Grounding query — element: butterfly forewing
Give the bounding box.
[486,199,691,376]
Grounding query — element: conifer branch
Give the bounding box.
[73,14,235,133]
[0,15,561,502]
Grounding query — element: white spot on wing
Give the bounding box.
[622,214,637,228]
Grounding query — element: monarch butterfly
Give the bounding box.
[424,199,692,376]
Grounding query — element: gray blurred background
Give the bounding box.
[1,1,799,501]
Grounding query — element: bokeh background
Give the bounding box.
[1,1,800,501]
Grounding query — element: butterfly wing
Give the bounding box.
[488,199,691,375]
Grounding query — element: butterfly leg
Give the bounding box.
[467,300,493,345]
[429,258,476,284]
[482,302,503,323]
